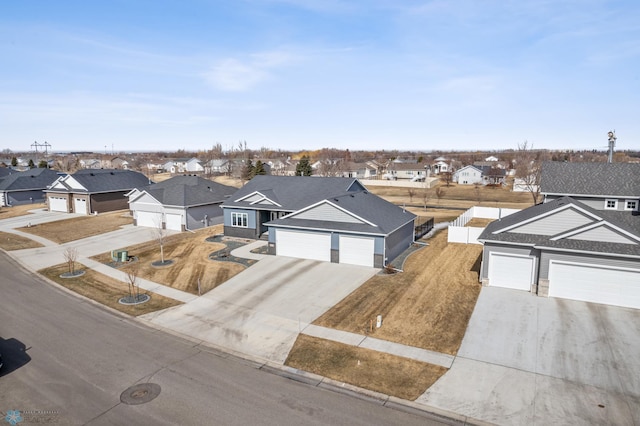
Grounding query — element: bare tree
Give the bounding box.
[474,183,482,205]
[514,141,544,204]
[63,247,78,275]
[126,265,140,301]
[421,188,430,211]
[435,187,445,204]
[440,171,453,187]
[407,188,416,203]
[152,215,167,264]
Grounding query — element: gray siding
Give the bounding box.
[294,203,362,223]
[7,190,46,206]
[481,243,540,280]
[510,208,593,235]
[385,221,414,265]
[223,208,259,238]
[539,250,640,279]
[545,195,637,211]
[567,225,638,244]
[186,204,223,230]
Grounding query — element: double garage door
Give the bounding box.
[49,196,68,212]
[135,211,182,231]
[275,230,375,267]
[549,261,640,310]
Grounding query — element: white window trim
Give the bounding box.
[231,212,248,228]
[604,199,618,210]
[624,199,639,211]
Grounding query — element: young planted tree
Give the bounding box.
[421,188,430,211]
[514,141,544,205]
[435,187,445,204]
[152,215,168,264]
[63,247,79,275]
[126,265,140,301]
[407,187,416,203]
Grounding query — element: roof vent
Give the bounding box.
[350,194,355,197]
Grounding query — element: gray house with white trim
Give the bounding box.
[221,175,416,268]
[0,168,60,207]
[478,161,640,309]
[127,175,237,231]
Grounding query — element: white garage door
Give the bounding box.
[165,213,183,231]
[549,261,640,309]
[73,198,88,215]
[49,196,68,212]
[276,230,331,262]
[339,235,375,267]
[136,211,161,228]
[488,252,535,291]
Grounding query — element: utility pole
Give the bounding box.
[31,141,52,167]
[607,131,617,163]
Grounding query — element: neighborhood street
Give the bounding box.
[0,252,445,426]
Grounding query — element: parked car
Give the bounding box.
[382,173,397,180]
[411,175,425,182]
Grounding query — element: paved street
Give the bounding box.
[0,252,446,426]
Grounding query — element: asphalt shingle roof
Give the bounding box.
[269,191,416,235]
[62,169,151,193]
[0,168,60,191]
[138,175,237,207]
[479,197,640,257]
[540,161,640,197]
[222,175,365,211]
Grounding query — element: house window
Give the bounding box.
[231,212,248,227]
[625,200,639,211]
[604,199,618,210]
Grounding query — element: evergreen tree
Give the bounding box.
[11,156,17,167]
[28,159,35,168]
[296,156,313,176]
[241,159,254,180]
[254,160,266,176]
[38,160,48,168]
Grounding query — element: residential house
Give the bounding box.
[46,169,151,214]
[340,162,378,179]
[477,161,640,309]
[204,159,230,175]
[127,175,237,231]
[0,168,60,207]
[221,175,416,268]
[163,158,204,174]
[385,162,429,180]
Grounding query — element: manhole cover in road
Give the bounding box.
[120,383,161,405]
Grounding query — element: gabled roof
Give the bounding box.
[268,191,416,236]
[133,175,236,207]
[222,175,366,211]
[48,169,151,193]
[540,161,640,197]
[0,168,60,191]
[478,197,640,257]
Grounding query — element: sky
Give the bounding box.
[1,0,639,154]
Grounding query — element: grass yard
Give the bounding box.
[0,231,44,250]
[312,229,482,356]
[39,263,183,316]
[92,225,246,295]
[18,210,133,243]
[367,182,534,210]
[0,203,47,219]
[285,335,446,400]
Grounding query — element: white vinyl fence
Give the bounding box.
[448,206,520,244]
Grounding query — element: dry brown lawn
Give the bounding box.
[285,335,446,400]
[92,225,246,295]
[0,231,44,250]
[39,263,183,316]
[367,182,534,210]
[18,210,133,243]
[0,203,47,219]
[313,229,482,356]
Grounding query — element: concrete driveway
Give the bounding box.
[417,287,640,425]
[140,256,377,364]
